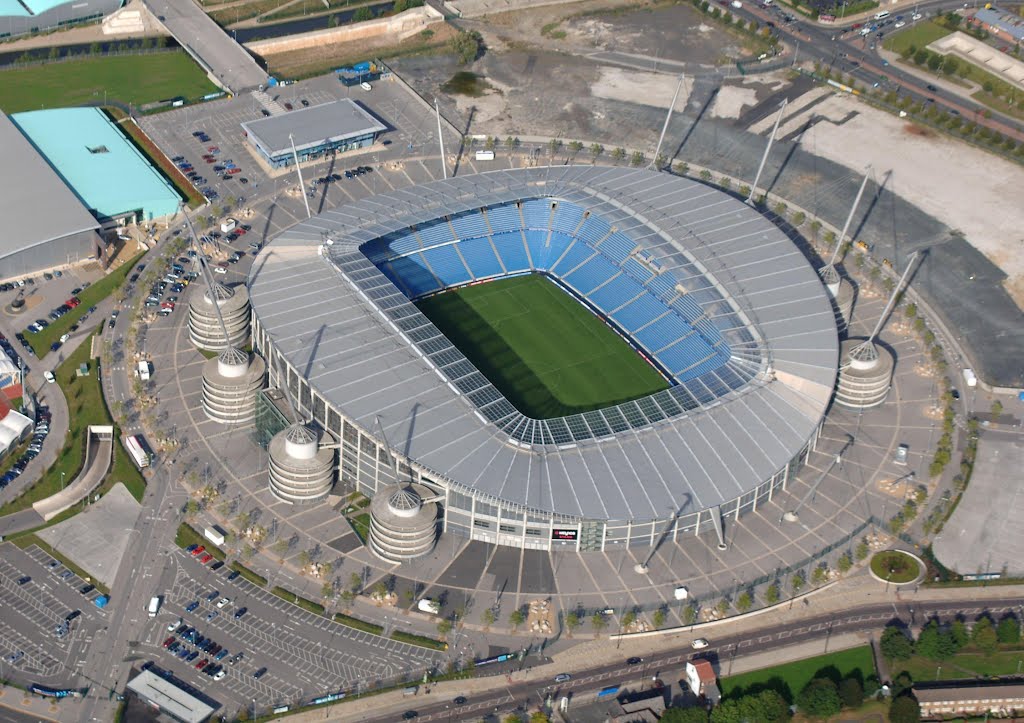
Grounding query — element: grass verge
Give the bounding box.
[720,645,875,702]
[107,111,203,209]
[175,522,226,560]
[894,647,1024,681]
[11,535,111,595]
[0,53,218,113]
[230,561,268,587]
[870,550,920,583]
[334,612,384,635]
[271,586,326,615]
[348,512,370,543]
[26,251,145,358]
[390,630,447,650]
[416,274,668,418]
[208,0,292,24]
[0,328,123,516]
[883,19,952,56]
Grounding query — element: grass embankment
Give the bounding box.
[175,523,227,560]
[720,646,875,702]
[334,612,384,635]
[208,0,292,25]
[390,630,447,650]
[26,252,144,359]
[883,20,952,56]
[416,274,669,418]
[230,561,268,587]
[110,113,204,208]
[271,586,326,615]
[0,53,218,113]
[0,329,145,515]
[348,513,370,543]
[895,649,1024,681]
[11,534,111,595]
[260,0,390,24]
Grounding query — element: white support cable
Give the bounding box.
[746,98,788,204]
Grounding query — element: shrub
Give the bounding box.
[839,677,864,708]
[797,678,841,718]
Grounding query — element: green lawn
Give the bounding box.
[884,20,952,55]
[349,512,370,543]
[721,646,876,703]
[415,274,669,418]
[895,649,1024,682]
[0,328,146,515]
[26,251,145,360]
[0,53,218,113]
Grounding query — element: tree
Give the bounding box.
[927,53,942,72]
[942,55,959,75]
[505,136,516,152]
[591,612,608,632]
[998,615,1020,644]
[913,48,930,66]
[565,610,581,633]
[448,30,483,65]
[662,707,709,722]
[812,564,829,585]
[184,499,200,518]
[889,694,921,723]
[589,142,604,160]
[509,608,526,629]
[548,137,562,157]
[321,582,334,600]
[529,713,550,723]
[950,619,969,649]
[915,619,943,660]
[621,610,637,629]
[992,399,1004,418]
[837,552,853,574]
[271,538,288,558]
[630,150,645,167]
[611,147,626,163]
[881,625,914,661]
[682,603,698,625]
[855,539,870,561]
[796,678,841,718]
[349,572,363,592]
[568,140,584,155]
[482,608,496,626]
[973,615,999,654]
[352,6,374,21]
[790,571,805,593]
[765,583,780,605]
[736,591,752,613]
[393,0,408,11]
[715,598,730,617]
[437,618,452,636]
[653,607,667,628]
[839,677,863,708]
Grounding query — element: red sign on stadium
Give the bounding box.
[552,529,578,541]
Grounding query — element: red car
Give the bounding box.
[205,158,216,164]
[66,297,80,308]
[163,636,175,648]
[161,302,175,310]
[196,659,208,670]
[207,146,219,152]
[190,545,205,557]
[227,168,241,175]
[198,553,213,564]
[235,228,247,236]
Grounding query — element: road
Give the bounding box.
[363,596,1024,722]
[732,0,1024,140]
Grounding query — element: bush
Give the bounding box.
[390,630,447,650]
[839,677,863,708]
[881,625,914,661]
[890,694,921,723]
[797,678,841,718]
[998,615,1021,644]
[448,30,484,65]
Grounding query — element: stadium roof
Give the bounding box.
[240,99,386,157]
[10,108,181,221]
[0,113,99,257]
[249,167,838,522]
[126,670,216,723]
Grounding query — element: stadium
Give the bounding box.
[248,166,839,553]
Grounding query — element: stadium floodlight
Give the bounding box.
[746,98,788,205]
[820,166,871,286]
[650,74,685,171]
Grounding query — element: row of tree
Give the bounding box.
[881,613,1021,661]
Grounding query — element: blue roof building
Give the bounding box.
[11,108,181,223]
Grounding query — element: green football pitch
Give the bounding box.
[416,274,669,419]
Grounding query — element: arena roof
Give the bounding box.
[240,99,386,157]
[249,167,838,522]
[11,108,181,221]
[0,113,99,257]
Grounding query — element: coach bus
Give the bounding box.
[29,684,81,698]
[125,435,150,469]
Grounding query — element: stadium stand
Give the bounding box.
[359,199,732,383]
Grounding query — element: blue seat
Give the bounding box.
[551,241,593,276]
[611,294,667,333]
[657,339,714,377]
[587,274,645,313]
[417,221,456,248]
[535,231,573,270]
[486,204,522,233]
[421,244,472,286]
[521,200,551,229]
[635,314,694,354]
[389,254,441,297]
[564,256,618,295]
[597,232,636,263]
[523,230,548,269]
[576,216,612,245]
[551,202,586,234]
[451,213,489,240]
[458,237,504,278]
[492,231,530,273]
[379,262,412,296]
[621,257,653,283]
[645,273,676,301]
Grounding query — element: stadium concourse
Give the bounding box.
[249,166,839,554]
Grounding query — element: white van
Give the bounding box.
[220,218,237,234]
[360,82,372,91]
[873,9,890,19]
[475,150,495,161]
[148,596,161,617]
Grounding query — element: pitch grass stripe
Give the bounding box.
[415,274,668,419]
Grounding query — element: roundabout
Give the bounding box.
[869,550,924,586]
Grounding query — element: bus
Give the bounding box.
[29,684,81,698]
[597,685,620,699]
[125,435,150,469]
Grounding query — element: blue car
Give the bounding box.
[185,600,199,613]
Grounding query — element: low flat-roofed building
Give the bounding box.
[126,670,217,723]
[241,99,386,168]
[11,107,182,223]
[0,113,103,279]
[915,681,1024,719]
[971,6,1024,44]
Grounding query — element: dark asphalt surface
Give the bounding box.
[372,596,1024,722]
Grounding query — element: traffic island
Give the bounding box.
[869,549,924,585]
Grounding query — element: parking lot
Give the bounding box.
[137,549,443,713]
[0,543,107,688]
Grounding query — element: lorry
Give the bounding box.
[962,368,978,388]
[137,360,151,381]
[148,596,161,617]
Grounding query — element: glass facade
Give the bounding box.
[254,133,378,170]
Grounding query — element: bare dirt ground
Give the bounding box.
[793,92,1024,307]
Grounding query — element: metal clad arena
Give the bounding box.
[249,166,839,551]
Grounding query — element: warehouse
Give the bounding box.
[240,99,386,169]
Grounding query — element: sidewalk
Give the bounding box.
[279,573,1024,722]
